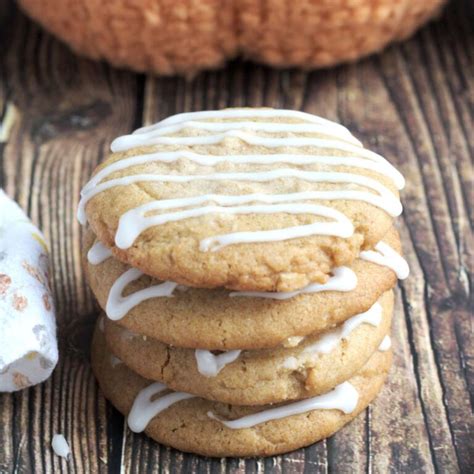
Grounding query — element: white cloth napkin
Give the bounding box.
[0,190,58,391]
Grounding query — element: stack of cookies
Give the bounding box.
[80,108,409,457]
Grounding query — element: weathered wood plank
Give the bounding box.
[376,11,473,467]
[0,3,139,473]
[373,51,462,470]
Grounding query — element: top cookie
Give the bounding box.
[79,108,404,291]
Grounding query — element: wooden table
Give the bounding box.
[0,1,472,472]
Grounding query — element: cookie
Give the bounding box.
[103,290,392,405]
[84,226,407,350]
[92,324,392,457]
[19,0,445,76]
[79,108,404,292]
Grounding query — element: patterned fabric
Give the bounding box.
[0,190,58,391]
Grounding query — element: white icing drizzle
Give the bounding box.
[378,335,392,352]
[105,268,177,321]
[230,266,357,299]
[208,381,359,429]
[52,434,70,459]
[109,170,401,250]
[101,238,404,322]
[79,169,402,233]
[113,129,364,152]
[112,121,362,151]
[111,128,370,154]
[118,201,355,251]
[128,382,194,433]
[103,265,356,324]
[304,302,382,355]
[109,128,404,189]
[283,301,382,370]
[360,242,409,279]
[195,350,242,377]
[109,131,390,171]
[87,240,113,264]
[81,151,401,195]
[128,377,358,433]
[79,166,402,236]
[133,109,356,135]
[77,109,405,252]
[196,301,382,376]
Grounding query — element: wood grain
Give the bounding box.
[0,0,472,472]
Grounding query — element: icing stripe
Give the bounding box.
[111,129,390,162]
[302,302,382,355]
[81,151,402,194]
[104,265,356,323]
[113,121,362,150]
[208,382,359,429]
[195,350,242,377]
[133,109,355,134]
[378,335,392,351]
[360,242,409,279]
[87,241,113,265]
[79,168,400,250]
[79,169,402,228]
[116,202,354,251]
[230,266,357,299]
[105,268,177,321]
[127,382,194,433]
[284,303,382,369]
[102,241,404,322]
[197,301,382,377]
[127,380,358,433]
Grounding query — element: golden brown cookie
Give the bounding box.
[19,0,445,76]
[79,108,404,292]
[84,226,404,350]
[238,0,445,71]
[103,291,392,405]
[92,324,392,457]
